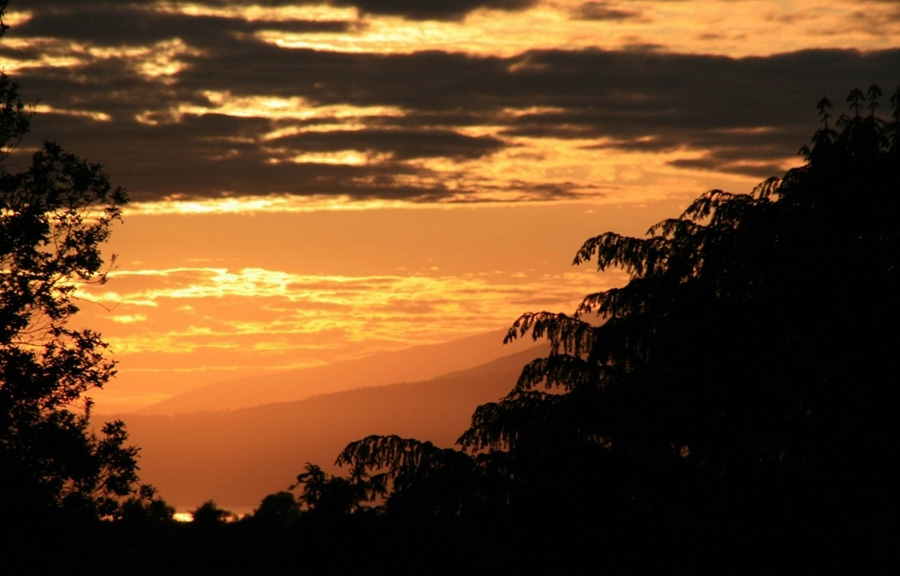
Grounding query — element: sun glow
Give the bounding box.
[77,264,625,369]
[0,37,201,79]
[138,90,406,126]
[1,9,32,27]
[32,104,111,122]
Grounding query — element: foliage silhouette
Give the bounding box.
[330,85,900,527]
[119,487,176,525]
[0,2,150,522]
[190,500,234,526]
[250,490,301,527]
[289,462,377,519]
[335,434,513,520]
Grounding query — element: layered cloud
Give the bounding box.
[74,262,627,402]
[3,1,898,208]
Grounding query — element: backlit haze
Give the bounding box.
[2,1,898,413]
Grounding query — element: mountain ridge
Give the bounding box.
[135,328,541,415]
[120,344,547,511]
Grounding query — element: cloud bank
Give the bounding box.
[3,1,898,205]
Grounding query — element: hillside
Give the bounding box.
[120,345,546,512]
[134,328,540,415]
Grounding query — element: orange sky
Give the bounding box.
[2,1,898,412]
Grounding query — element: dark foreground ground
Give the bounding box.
[2,514,895,575]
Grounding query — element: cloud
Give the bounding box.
[77,265,618,366]
[335,0,538,21]
[571,1,642,21]
[268,128,505,160]
[4,1,900,204]
[12,6,354,47]
[18,0,536,23]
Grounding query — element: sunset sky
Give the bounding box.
[2,1,898,412]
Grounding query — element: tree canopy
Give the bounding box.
[0,2,151,521]
[329,85,900,528]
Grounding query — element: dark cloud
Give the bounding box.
[7,110,508,203]
[492,48,900,173]
[17,0,536,22]
[13,5,353,47]
[572,2,641,21]
[270,128,504,160]
[334,0,537,21]
[3,1,899,203]
[180,46,512,110]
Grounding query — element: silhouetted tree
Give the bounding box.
[190,500,234,526]
[465,85,900,525]
[251,491,301,527]
[0,2,144,521]
[289,462,377,519]
[119,485,176,524]
[336,435,512,520]
[336,86,900,527]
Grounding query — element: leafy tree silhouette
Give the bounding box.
[119,485,176,524]
[289,462,378,519]
[333,86,900,528]
[251,491,301,527]
[0,2,149,522]
[335,435,515,521]
[190,500,234,527]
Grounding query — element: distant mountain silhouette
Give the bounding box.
[135,329,542,415]
[120,345,547,511]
